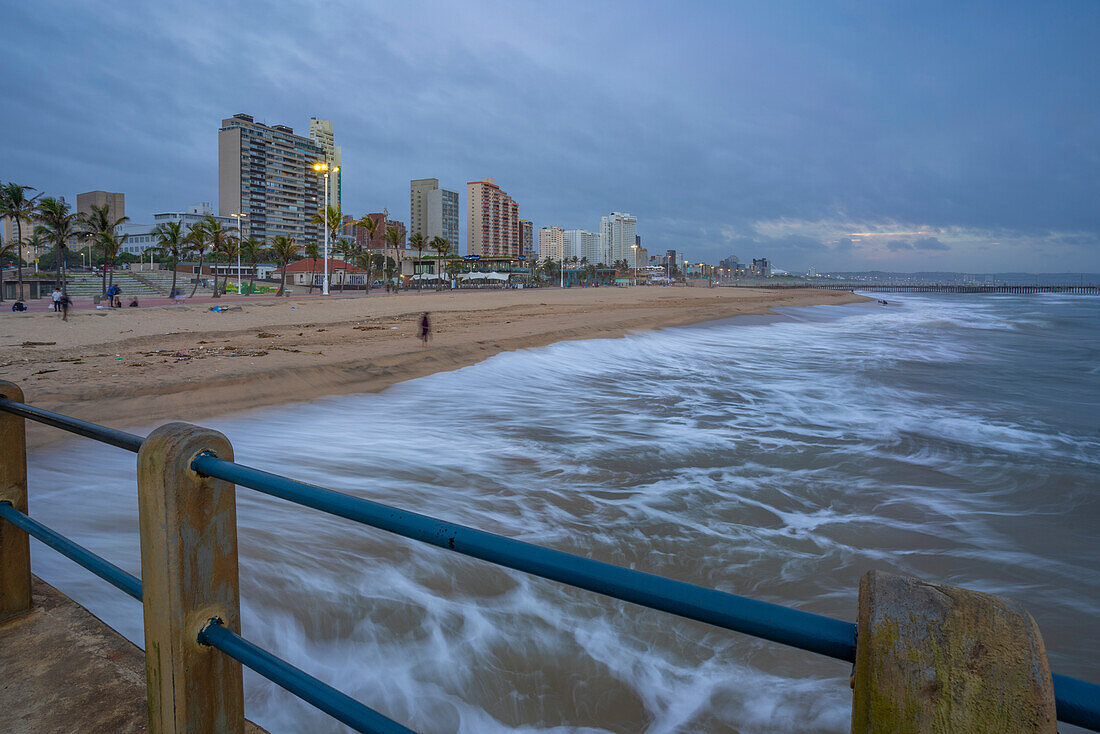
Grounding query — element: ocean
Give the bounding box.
[27,292,1100,733]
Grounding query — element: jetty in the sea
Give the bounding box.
[724,282,1100,294]
[1,379,1097,733]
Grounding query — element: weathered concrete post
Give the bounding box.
[851,569,1056,733]
[0,380,31,622]
[137,422,244,733]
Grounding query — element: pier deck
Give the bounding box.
[0,576,268,733]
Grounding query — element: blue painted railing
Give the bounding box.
[0,397,1097,733]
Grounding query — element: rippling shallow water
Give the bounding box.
[28,293,1100,733]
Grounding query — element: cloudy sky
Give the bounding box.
[2,1,1097,272]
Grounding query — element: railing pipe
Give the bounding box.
[0,397,144,453]
[191,454,858,662]
[1052,673,1100,732]
[199,620,416,734]
[0,501,142,601]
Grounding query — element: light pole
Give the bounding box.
[313,162,339,295]
[231,212,247,295]
[631,243,638,286]
[560,242,565,288]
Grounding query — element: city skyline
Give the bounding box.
[1,2,1097,272]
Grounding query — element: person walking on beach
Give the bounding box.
[51,288,62,312]
[418,311,432,346]
[60,292,71,321]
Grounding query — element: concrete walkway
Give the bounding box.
[0,576,267,733]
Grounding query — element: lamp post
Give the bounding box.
[313,162,339,295]
[560,242,564,289]
[231,213,246,295]
[631,243,638,286]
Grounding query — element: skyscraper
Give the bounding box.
[466,178,519,257]
[309,118,342,210]
[538,226,564,261]
[519,220,534,260]
[564,229,602,264]
[219,114,325,245]
[410,179,459,251]
[600,212,638,265]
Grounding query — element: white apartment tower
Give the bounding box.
[410,178,460,251]
[600,212,638,265]
[309,118,342,210]
[564,230,602,264]
[538,226,565,261]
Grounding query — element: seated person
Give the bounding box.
[11,300,27,312]
[129,298,139,307]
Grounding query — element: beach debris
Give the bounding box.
[20,341,56,347]
[257,332,280,338]
[34,369,57,375]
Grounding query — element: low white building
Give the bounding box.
[117,203,237,255]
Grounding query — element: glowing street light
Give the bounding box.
[313,162,339,295]
[631,243,638,286]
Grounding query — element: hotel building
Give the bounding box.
[218,113,325,245]
[600,212,638,265]
[466,178,519,257]
[564,229,602,264]
[309,118,342,210]
[537,226,564,261]
[519,220,534,260]
[410,179,459,251]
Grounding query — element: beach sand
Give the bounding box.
[0,286,867,446]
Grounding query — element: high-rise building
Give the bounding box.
[218,113,325,245]
[466,178,519,258]
[537,226,564,261]
[410,179,459,251]
[309,118,342,210]
[564,229,602,264]
[519,220,534,260]
[77,191,125,221]
[599,212,638,265]
[352,212,406,249]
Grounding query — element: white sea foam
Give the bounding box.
[26,293,1100,732]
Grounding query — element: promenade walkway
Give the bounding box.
[0,576,267,733]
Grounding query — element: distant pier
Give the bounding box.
[721,283,1100,294]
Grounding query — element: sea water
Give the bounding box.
[27,293,1100,733]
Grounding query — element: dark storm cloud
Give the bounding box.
[1,0,1097,270]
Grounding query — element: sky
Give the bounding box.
[1,1,1098,272]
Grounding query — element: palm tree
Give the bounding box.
[22,230,46,276]
[304,242,320,294]
[101,232,127,292]
[35,197,78,294]
[408,232,428,292]
[385,226,401,291]
[221,235,240,294]
[0,182,41,301]
[78,203,129,296]
[310,205,344,292]
[186,221,210,298]
[431,236,451,290]
[357,216,379,293]
[240,236,263,295]
[154,221,187,296]
[334,237,356,292]
[269,235,297,297]
[203,216,237,297]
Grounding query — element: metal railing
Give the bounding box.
[0,389,1096,732]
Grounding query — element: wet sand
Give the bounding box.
[0,286,867,446]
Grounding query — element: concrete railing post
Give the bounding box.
[137,422,244,733]
[0,381,31,622]
[851,569,1056,733]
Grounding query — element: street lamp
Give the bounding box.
[631,243,638,286]
[231,212,247,295]
[313,162,339,295]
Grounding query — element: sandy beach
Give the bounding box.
[0,286,866,445]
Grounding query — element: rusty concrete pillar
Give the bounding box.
[137,422,244,734]
[851,569,1056,733]
[0,381,31,622]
